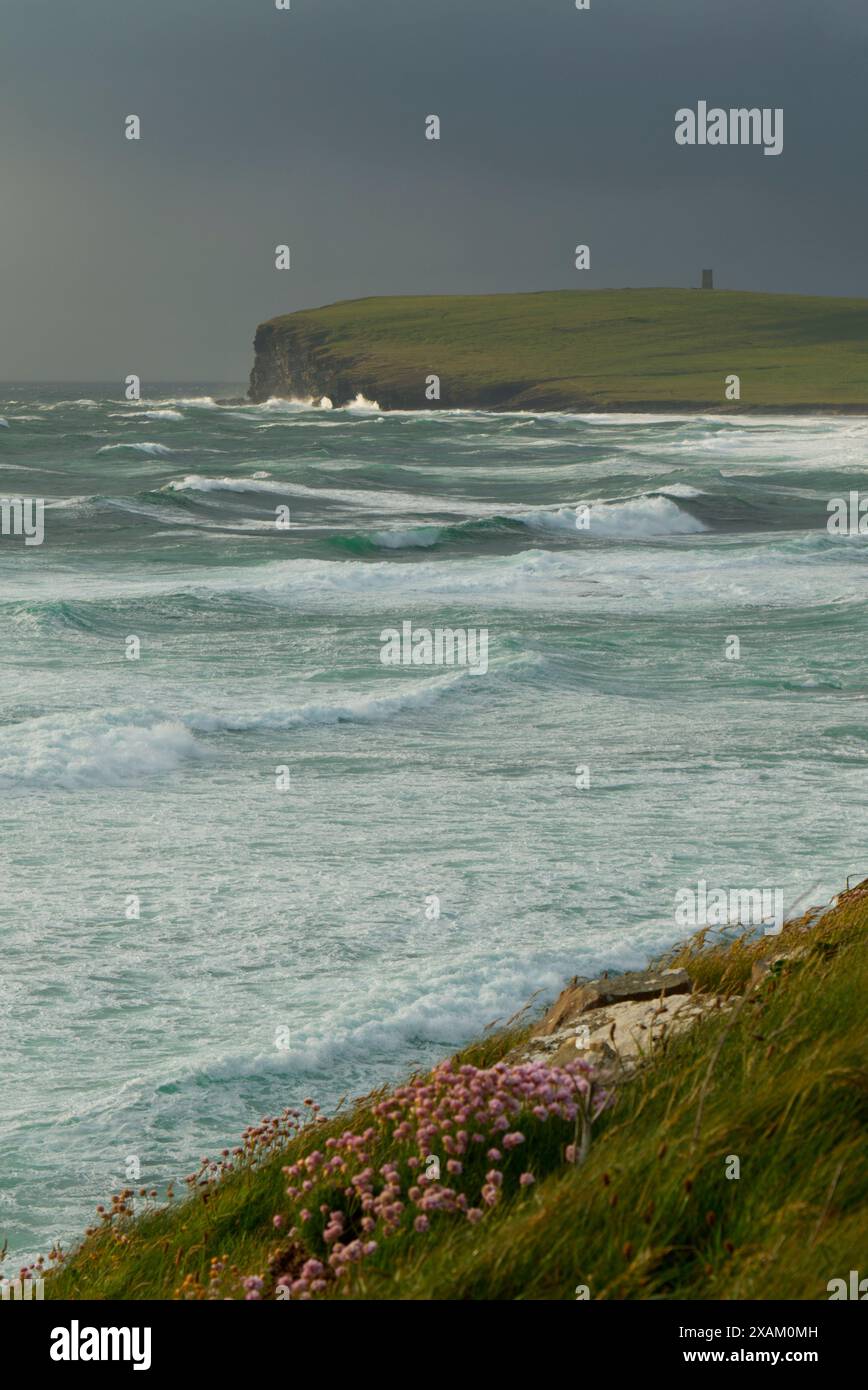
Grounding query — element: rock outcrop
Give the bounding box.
[511,966,728,1078]
[510,889,853,1083]
[249,318,364,407]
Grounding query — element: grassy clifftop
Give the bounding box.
[249,288,868,410]
[39,881,868,1301]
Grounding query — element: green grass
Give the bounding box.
[250,288,868,409]
[42,885,867,1301]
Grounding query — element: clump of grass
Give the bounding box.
[671,879,868,994]
[41,890,867,1300]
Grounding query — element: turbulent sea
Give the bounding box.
[2,385,867,1264]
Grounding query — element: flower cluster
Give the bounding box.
[178,1107,316,1193]
[268,1056,607,1299]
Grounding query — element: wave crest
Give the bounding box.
[0,713,202,790]
[98,442,174,457]
[0,676,474,788]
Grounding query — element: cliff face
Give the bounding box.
[247,307,535,409]
[249,320,366,406]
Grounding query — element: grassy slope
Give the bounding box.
[45,886,867,1301]
[253,289,868,409]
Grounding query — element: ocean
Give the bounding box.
[1,386,866,1266]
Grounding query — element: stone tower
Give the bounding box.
[702,269,714,290]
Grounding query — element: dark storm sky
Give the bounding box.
[2,0,867,382]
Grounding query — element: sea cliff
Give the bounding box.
[248,288,868,412]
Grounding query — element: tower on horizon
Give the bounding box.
[701,269,714,289]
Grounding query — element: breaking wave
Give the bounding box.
[98,441,174,457]
[0,675,476,788]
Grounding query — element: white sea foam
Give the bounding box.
[368,526,442,548]
[0,676,473,788]
[108,409,184,422]
[243,549,582,603]
[166,477,704,539]
[187,674,472,736]
[518,494,706,537]
[166,473,288,495]
[165,473,506,516]
[249,393,380,413]
[2,535,860,618]
[0,712,203,790]
[657,483,704,499]
[220,395,335,414]
[166,951,581,1083]
[587,495,706,535]
[98,441,174,457]
[250,396,317,412]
